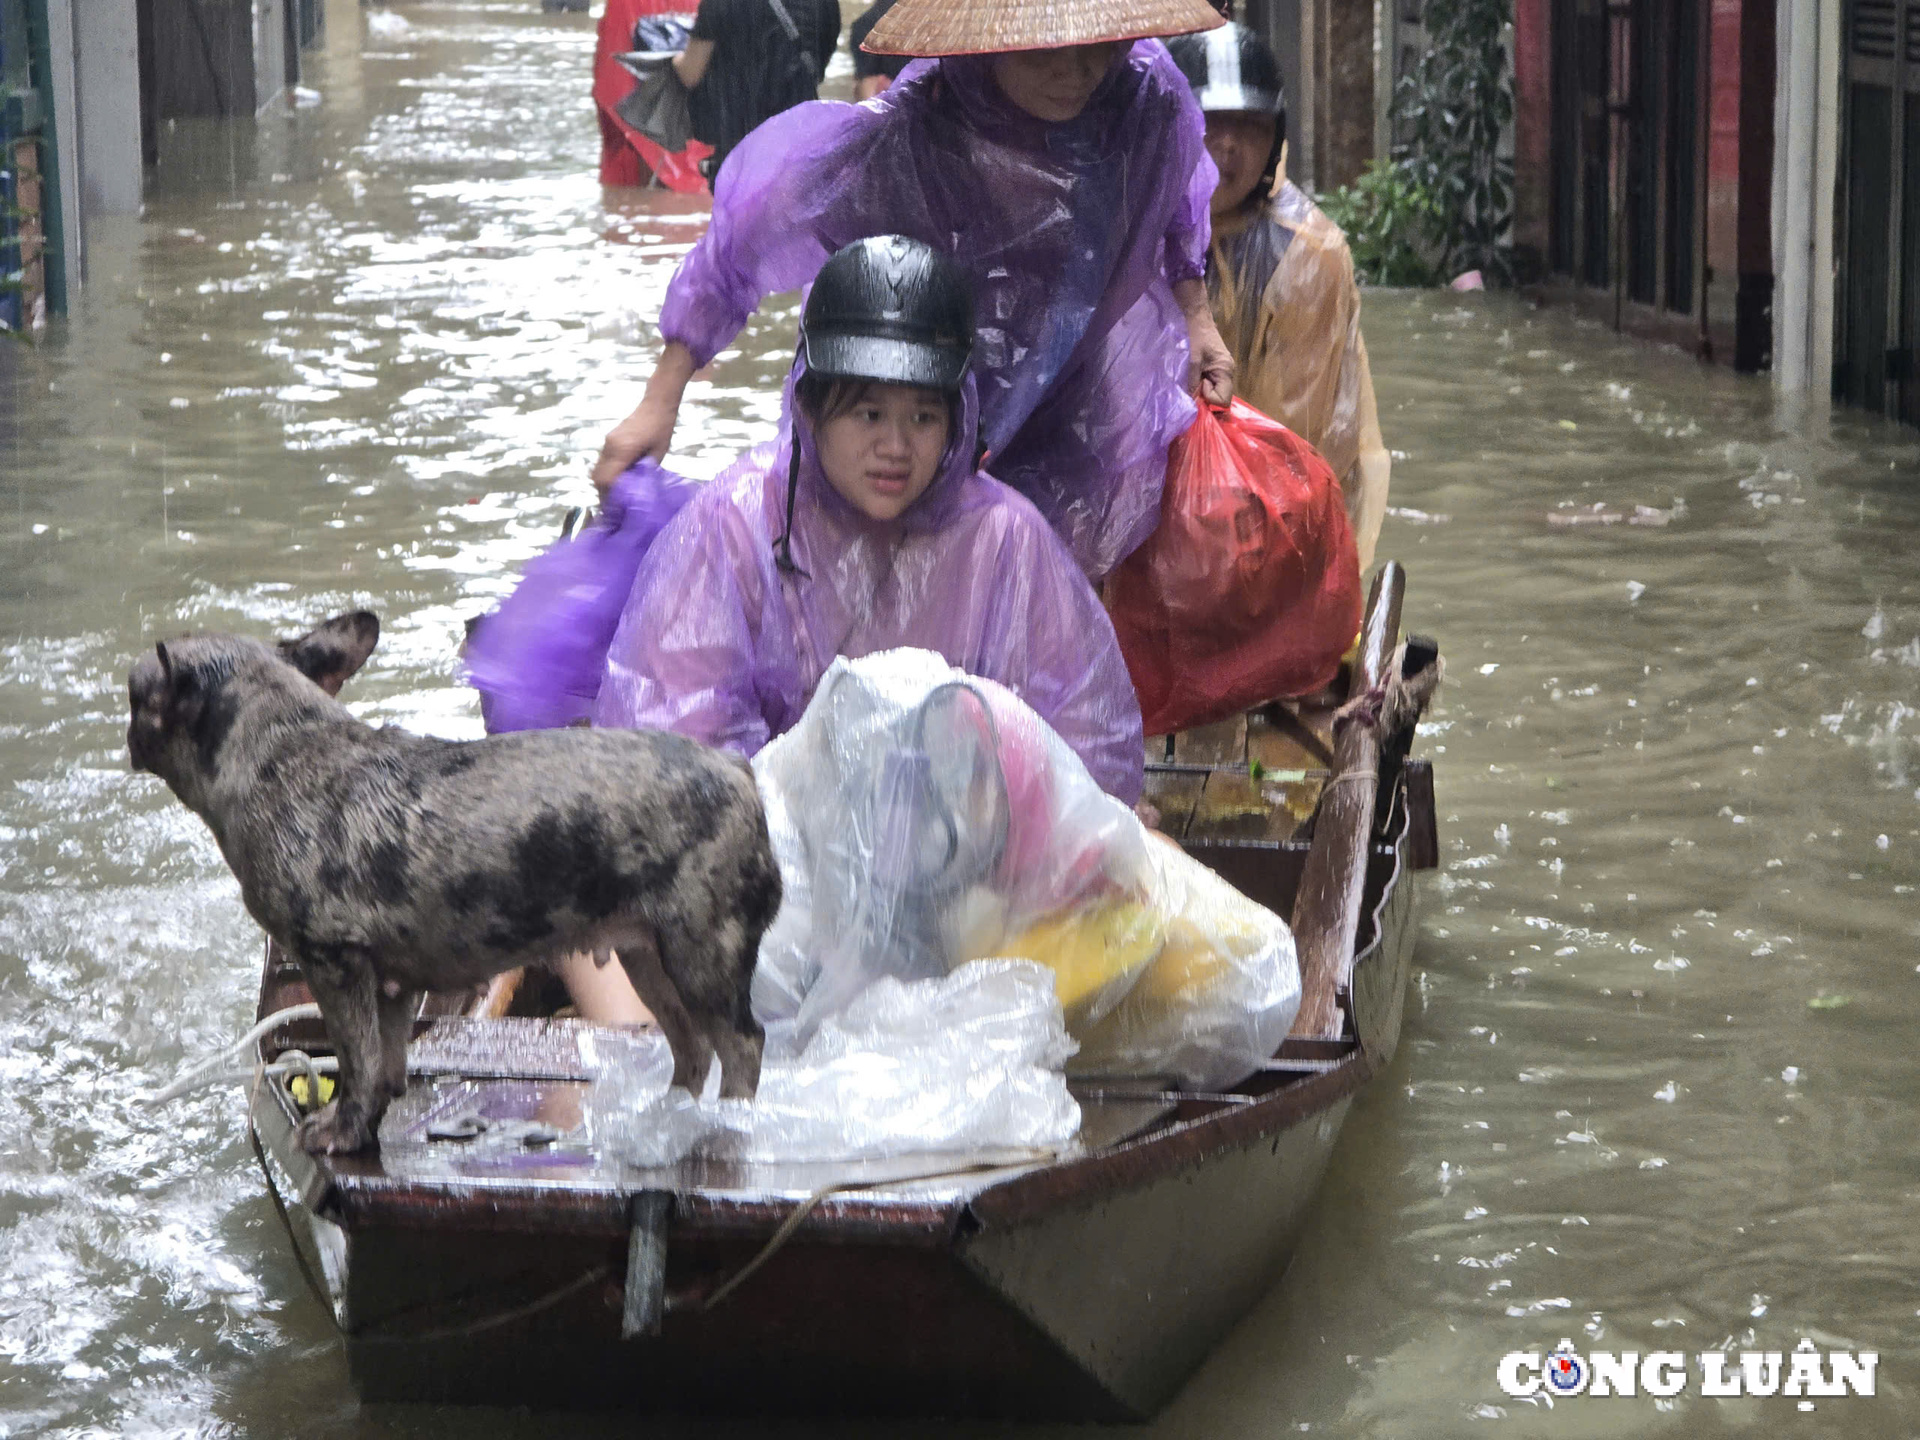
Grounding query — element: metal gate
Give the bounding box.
[1837,0,1920,425]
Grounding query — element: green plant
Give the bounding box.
[1394,0,1515,280]
[1320,160,1442,287]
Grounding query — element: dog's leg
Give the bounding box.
[663,913,766,1100]
[374,979,420,1102]
[700,1013,764,1100]
[296,948,388,1154]
[612,929,714,1096]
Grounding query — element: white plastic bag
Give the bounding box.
[581,1026,711,1167]
[750,648,1302,1092]
[588,961,1080,1166]
[711,960,1079,1161]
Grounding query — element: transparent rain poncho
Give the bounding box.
[590,358,1146,804]
[1207,172,1391,571]
[656,42,1216,579]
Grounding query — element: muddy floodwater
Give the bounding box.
[3,2,1919,1435]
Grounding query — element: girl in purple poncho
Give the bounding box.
[591,236,1144,799]
[590,0,1236,581]
[561,236,1145,1026]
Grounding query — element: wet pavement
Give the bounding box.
[1,1,1918,1434]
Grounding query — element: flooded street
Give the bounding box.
[3,0,1919,1433]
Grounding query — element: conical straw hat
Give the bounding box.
[863,0,1225,58]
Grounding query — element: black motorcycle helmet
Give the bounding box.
[1167,24,1288,201]
[800,235,975,393]
[775,236,977,571]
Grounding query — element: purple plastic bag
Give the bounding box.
[656,42,1214,579]
[466,459,702,733]
[590,359,1145,803]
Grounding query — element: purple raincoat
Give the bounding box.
[657,42,1214,580]
[591,360,1146,803]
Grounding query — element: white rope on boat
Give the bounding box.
[147,1002,325,1106]
[153,1054,343,1101]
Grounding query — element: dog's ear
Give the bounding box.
[279,611,381,697]
[127,643,181,773]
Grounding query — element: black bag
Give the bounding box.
[613,18,696,153]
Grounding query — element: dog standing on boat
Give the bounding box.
[126,611,777,1154]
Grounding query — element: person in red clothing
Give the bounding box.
[594,0,713,192]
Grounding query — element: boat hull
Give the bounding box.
[251,779,1425,1420]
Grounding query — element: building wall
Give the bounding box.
[31,0,78,309]
[10,0,315,316]
[1512,0,1550,267]
[73,0,141,216]
[256,0,291,111]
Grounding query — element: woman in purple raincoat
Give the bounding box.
[591,236,1145,800]
[590,0,1235,581]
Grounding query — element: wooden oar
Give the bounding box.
[1288,562,1406,1041]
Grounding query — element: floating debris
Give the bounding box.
[1546,500,1686,528]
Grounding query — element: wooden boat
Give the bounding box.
[246,562,1440,1421]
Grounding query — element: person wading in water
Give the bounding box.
[673,0,843,180]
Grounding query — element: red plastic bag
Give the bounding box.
[1107,398,1362,736]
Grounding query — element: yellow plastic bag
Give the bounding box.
[989,895,1166,1028]
[1069,840,1300,1087]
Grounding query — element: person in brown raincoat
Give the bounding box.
[1166,24,1390,571]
